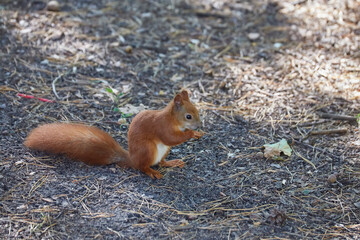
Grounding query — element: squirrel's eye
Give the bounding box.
[186,114,192,120]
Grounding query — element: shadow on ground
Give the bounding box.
[1,0,359,239]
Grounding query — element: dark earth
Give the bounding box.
[1,0,359,239]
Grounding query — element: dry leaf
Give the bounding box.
[253,221,261,227]
[170,73,184,82]
[117,104,146,115]
[263,139,292,159]
[266,208,287,226]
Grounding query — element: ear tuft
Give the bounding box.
[174,94,183,107]
[180,90,189,101]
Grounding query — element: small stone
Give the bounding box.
[302,189,313,195]
[273,42,283,48]
[17,204,27,210]
[40,59,49,65]
[118,118,127,124]
[270,163,281,169]
[354,202,360,208]
[179,219,189,225]
[125,45,133,53]
[247,32,260,40]
[98,176,107,181]
[255,152,264,159]
[141,12,151,18]
[47,1,60,11]
[61,200,69,207]
[275,181,282,189]
[186,214,198,220]
[328,174,337,183]
[190,39,200,45]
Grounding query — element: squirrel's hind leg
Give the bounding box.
[141,167,163,179]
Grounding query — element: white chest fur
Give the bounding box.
[153,143,170,165]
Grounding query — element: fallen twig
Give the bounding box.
[309,128,348,136]
[52,72,64,100]
[293,140,339,159]
[297,120,329,127]
[293,149,317,169]
[214,45,232,59]
[317,112,357,122]
[194,9,231,19]
[0,86,17,92]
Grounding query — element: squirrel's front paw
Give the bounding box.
[193,130,205,139]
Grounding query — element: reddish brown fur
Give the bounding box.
[128,91,202,178]
[24,123,129,166]
[24,90,203,179]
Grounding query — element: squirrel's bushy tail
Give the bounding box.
[24,123,130,166]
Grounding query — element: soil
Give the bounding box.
[1,0,359,239]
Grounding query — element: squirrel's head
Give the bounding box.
[172,90,202,131]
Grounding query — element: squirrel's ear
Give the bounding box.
[180,90,189,101]
[174,94,183,108]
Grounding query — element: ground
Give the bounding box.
[0,0,359,239]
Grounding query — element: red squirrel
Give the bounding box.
[24,90,204,179]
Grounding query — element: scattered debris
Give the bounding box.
[125,45,133,54]
[17,93,55,103]
[263,139,292,160]
[247,32,260,41]
[117,104,146,115]
[309,128,348,136]
[0,0,359,239]
[47,0,60,12]
[266,208,287,226]
[317,112,357,122]
[327,173,337,183]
